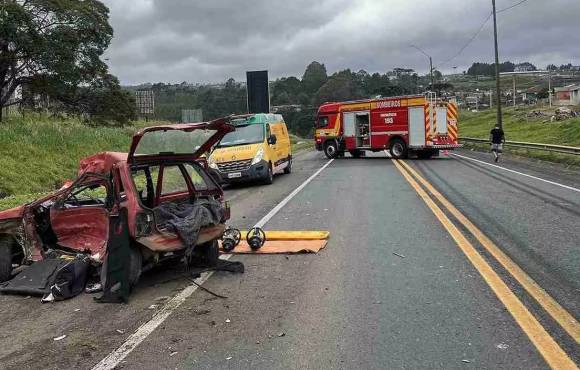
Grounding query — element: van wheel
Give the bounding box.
[324,140,339,159]
[283,157,292,174]
[100,246,142,289]
[0,237,13,283]
[264,163,274,185]
[389,139,408,159]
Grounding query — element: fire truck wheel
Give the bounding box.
[389,139,408,159]
[324,140,339,159]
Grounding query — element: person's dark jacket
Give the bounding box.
[490,127,505,144]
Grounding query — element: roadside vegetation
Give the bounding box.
[0,114,312,211]
[460,105,580,166]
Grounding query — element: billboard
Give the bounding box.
[182,109,203,123]
[135,90,154,115]
[246,70,269,113]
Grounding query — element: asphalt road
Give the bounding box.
[0,149,578,370]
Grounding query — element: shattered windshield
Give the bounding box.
[134,129,217,156]
[217,124,264,148]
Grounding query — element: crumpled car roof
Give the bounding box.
[78,152,128,176]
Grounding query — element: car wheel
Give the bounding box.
[100,246,142,289]
[283,158,292,174]
[389,139,408,159]
[0,237,13,283]
[324,140,339,159]
[264,163,274,185]
[188,240,219,267]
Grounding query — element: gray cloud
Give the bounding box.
[101,0,580,84]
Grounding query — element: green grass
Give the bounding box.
[0,115,312,211]
[290,134,314,153]
[0,114,162,211]
[459,105,580,165]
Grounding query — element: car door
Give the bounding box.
[49,173,114,256]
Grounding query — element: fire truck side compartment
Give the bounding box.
[408,107,426,147]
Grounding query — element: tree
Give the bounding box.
[302,61,328,94]
[314,70,364,106]
[467,62,514,76]
[432,69,443,81]
[0,0,113,121]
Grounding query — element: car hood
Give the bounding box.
[128,117,235,162]
[210,143,262,163]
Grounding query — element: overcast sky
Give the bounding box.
[101,0,580,85]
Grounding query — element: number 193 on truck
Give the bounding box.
[314,95,462,159]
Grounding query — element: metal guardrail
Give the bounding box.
[460,137,580,156]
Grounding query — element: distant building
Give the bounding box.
[1,85,22,117]
[514,63,537,72]
[521,86,542,104]
[554,84,580,105]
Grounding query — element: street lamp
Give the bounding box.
[410,45,434,91]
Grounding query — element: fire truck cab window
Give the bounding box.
[317,116,329,128]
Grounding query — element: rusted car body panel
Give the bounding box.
[0,117,236,282]
[138,224,225,252]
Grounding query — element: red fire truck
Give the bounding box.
[314,94,461,159]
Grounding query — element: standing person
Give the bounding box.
[489,124,505,162]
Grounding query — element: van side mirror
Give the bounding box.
[268,134,277,145]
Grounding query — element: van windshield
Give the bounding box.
[217,124,264,147]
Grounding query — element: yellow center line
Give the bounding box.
[398,159,580,344]
[392,159,578,370]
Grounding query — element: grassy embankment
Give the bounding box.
[0,114,313,211]
[459,105,580,166]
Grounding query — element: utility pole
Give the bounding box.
[429,56,434,91]
[548,71,552,107]
[492,0,503,128]
[410,45,434,92]
[490,89,493,108]
[513,75,516,107]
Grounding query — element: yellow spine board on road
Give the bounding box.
[239,230,330,241]
[447,102,459,142]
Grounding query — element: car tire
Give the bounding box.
[283,157,292,174]
[324,140,339,159]
[188,240,219,268]
[389,138,408,159]
[264,163,274,185]
[0,237,13,283]
[100,246,142,289]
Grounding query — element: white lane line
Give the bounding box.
[254,159,334,228]
[451,153,580,193]
[92,158,334,370]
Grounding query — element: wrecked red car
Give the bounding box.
[0,118,235,286]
